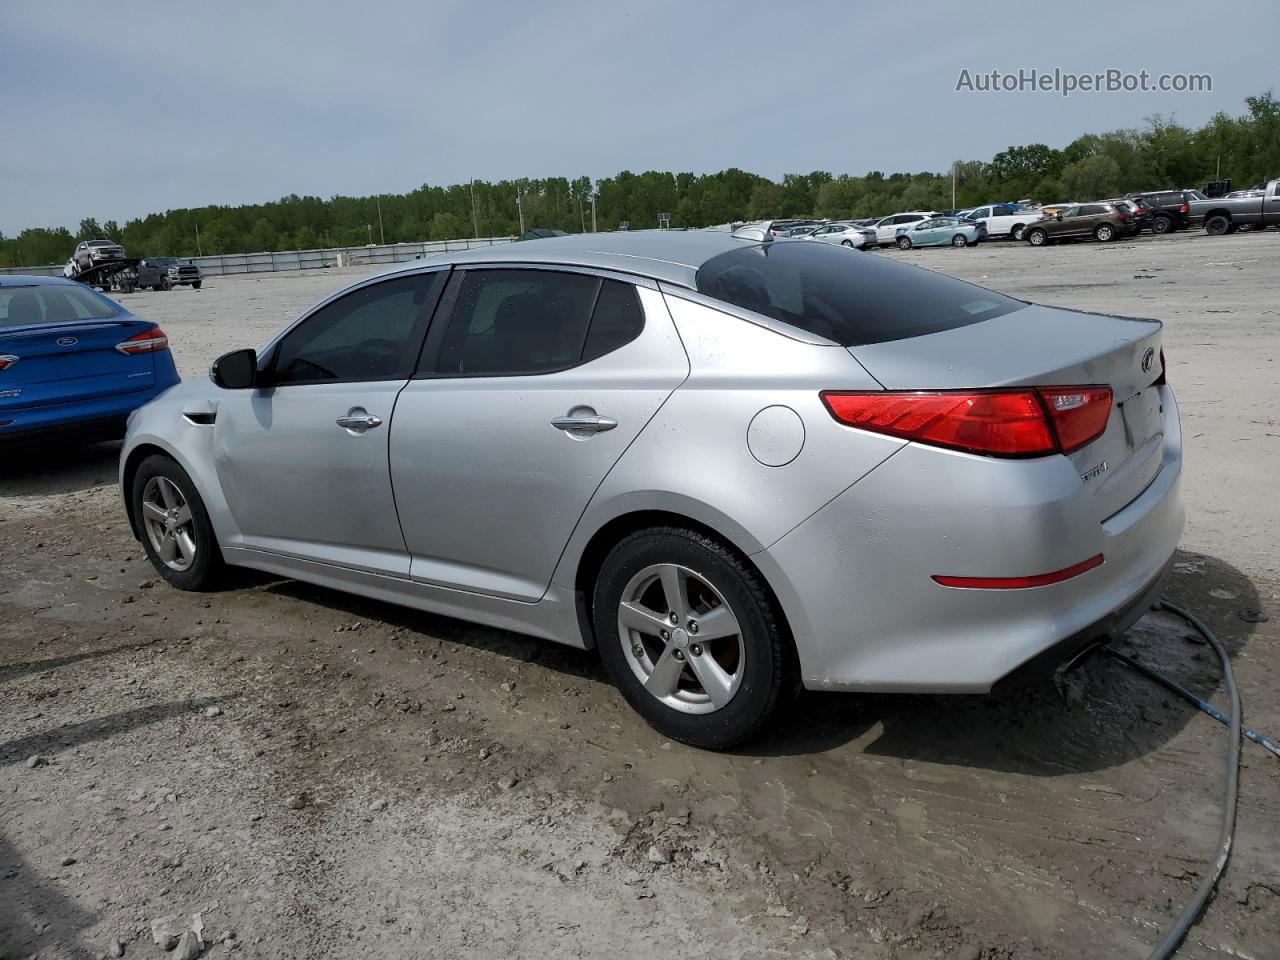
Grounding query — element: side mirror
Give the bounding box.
[1054,213,1064,221]
[210,348,259,389]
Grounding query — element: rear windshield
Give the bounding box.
[694,241,1022,346]
[0,284,120,327]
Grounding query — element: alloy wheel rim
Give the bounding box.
[141,476,197,572]
[617,563,746,715]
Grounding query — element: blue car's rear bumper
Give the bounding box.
[0,374,180,445]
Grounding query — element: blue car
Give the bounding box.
[0,276,179,445]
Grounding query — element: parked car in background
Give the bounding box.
[72,239,126,271]
[895,216,987,248]
[806,222,877,249]
[1104,198,1150,236]
[1127,190,1204,234]
[0,276,178,445]
[118,230,1181,749]
[961,203,1038,240]
[767,219,824,237]
[783,225,821,237]
[1024,203,1130,245]
[1035,203,1079,219]
[138,257,203,290]
[1189,178,1280,234]
[871,212,935,246]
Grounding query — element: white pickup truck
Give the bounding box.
[960,203,1040,241]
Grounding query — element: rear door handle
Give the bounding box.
[551,415,617,433]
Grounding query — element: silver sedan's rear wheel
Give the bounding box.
[592,527,799,748]
[141,476,197,572]
[618,563,746,714]
[951,234,968,247]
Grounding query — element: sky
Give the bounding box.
[1,0,1275,234]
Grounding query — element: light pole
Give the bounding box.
[470,179,479,238]
[591,192,597,232]
[376,197,385,245]
[516,187,525,236]
[367,223,373,245]
[195,223,202,257]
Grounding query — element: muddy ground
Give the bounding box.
[2,230,1278,959]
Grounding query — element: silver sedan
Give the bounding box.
[806,221,877,249]
[120,232,1183,748]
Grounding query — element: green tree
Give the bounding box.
[1061,154,1123,200]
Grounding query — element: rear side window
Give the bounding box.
[430,270,643,376]
[0,284,119,327]
[695,242,1021,346]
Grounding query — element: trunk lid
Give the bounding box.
[0,318,157,411]
[848,304,1165,519]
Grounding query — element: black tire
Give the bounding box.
[1094,224,1116,242]
[192,280,202,289]
[1027,228,1049,246]
[131,455,225,591]
[951,234,968,247]
[896,236,912,250]
[591,527,799,749]
[841,239,853,247]
[1204,214,1232,236]
[1010,224,1026,241]
[1151,215,1173,234]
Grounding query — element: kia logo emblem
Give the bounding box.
[57,336,78,346]
[1141,347,1155,373]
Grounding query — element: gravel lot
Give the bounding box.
[2,230,1278,959]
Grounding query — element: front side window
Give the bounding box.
[695,241,1021,347]
[271,272,445,385]
[430,270,644,377]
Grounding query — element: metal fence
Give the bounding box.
[0,236,519,279]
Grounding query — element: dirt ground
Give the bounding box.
[2,230,1278,960]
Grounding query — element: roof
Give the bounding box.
[0,275,79,287]
[373,230,762,289]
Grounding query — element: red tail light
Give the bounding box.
[1178,203,1189,214]
[1037,386,1113,453]
[821,386,1112,458]
[115,327,169,355]
[0,355,18,371]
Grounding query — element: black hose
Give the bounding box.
[1119,600,1242,959]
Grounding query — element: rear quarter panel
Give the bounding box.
[551,293,905,594]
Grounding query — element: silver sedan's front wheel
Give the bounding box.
[141,475,197,571]
[131,454,224,590]
[618,563,745,714]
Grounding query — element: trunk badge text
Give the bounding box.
[57,336,78,346]
[1080,461,1109,483]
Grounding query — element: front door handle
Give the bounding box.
[336,410,382,432]
[551,415,617,433]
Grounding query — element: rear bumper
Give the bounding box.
[0,373,179,444]
[755,386,1184,693]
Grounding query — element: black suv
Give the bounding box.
[1126,190,1205,234]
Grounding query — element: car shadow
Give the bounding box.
[743,549,1264,774]
[263,579,608,682]
[0,440,121,497]
[260,549,1260,777]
